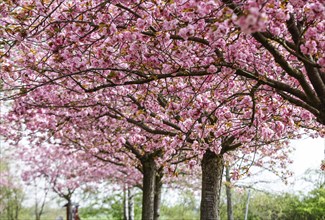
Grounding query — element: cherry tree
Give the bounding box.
[4,69,316,220]
[0,0,324,124]
[0,1,324,220]
[17,140,140,220]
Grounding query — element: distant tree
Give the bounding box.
[219,171,325,220]
[288,187,325,220]
[0,160,24,220]
[159,189,200,220]
[79,188,142,220]
[284,169,325,220]
[301,168,325,189]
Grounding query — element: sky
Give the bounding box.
[290,137,324,175]
[287,137,324,191]
[238,137,325,193]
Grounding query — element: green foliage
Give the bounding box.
[0,161,24,220]
[160,190,199,220]
[15,206,65,220]
[219,186,325,220]
[0,186,24,220]
[79,192,142,220]
[79,189,200,220]
[283,187,325,220]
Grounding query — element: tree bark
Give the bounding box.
[66,199,72,220]
[225,166,234,220]
[244,189,251,220]
[128,187,134,220]
[141,156,156,220]
[154,172,163,220]
[123,186,129,220]
[200,150,224,220]
[34,187,40,220]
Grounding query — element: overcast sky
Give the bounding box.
[241,137,325,193]
[290,137,324,176]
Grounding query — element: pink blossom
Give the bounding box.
[207,65,217,73]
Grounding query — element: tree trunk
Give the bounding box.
[154,173,163,220]
[200,150,224,220]
[141,156,156,220]
[244,189,251,220]
[66,199,72,220]
[128,187,134,220]
[123,186,129,220]
[225,166,234,220]
[35,190,40,220]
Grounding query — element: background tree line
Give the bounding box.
[1,169,324,220]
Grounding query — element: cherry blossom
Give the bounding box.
[1,1,324,220]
